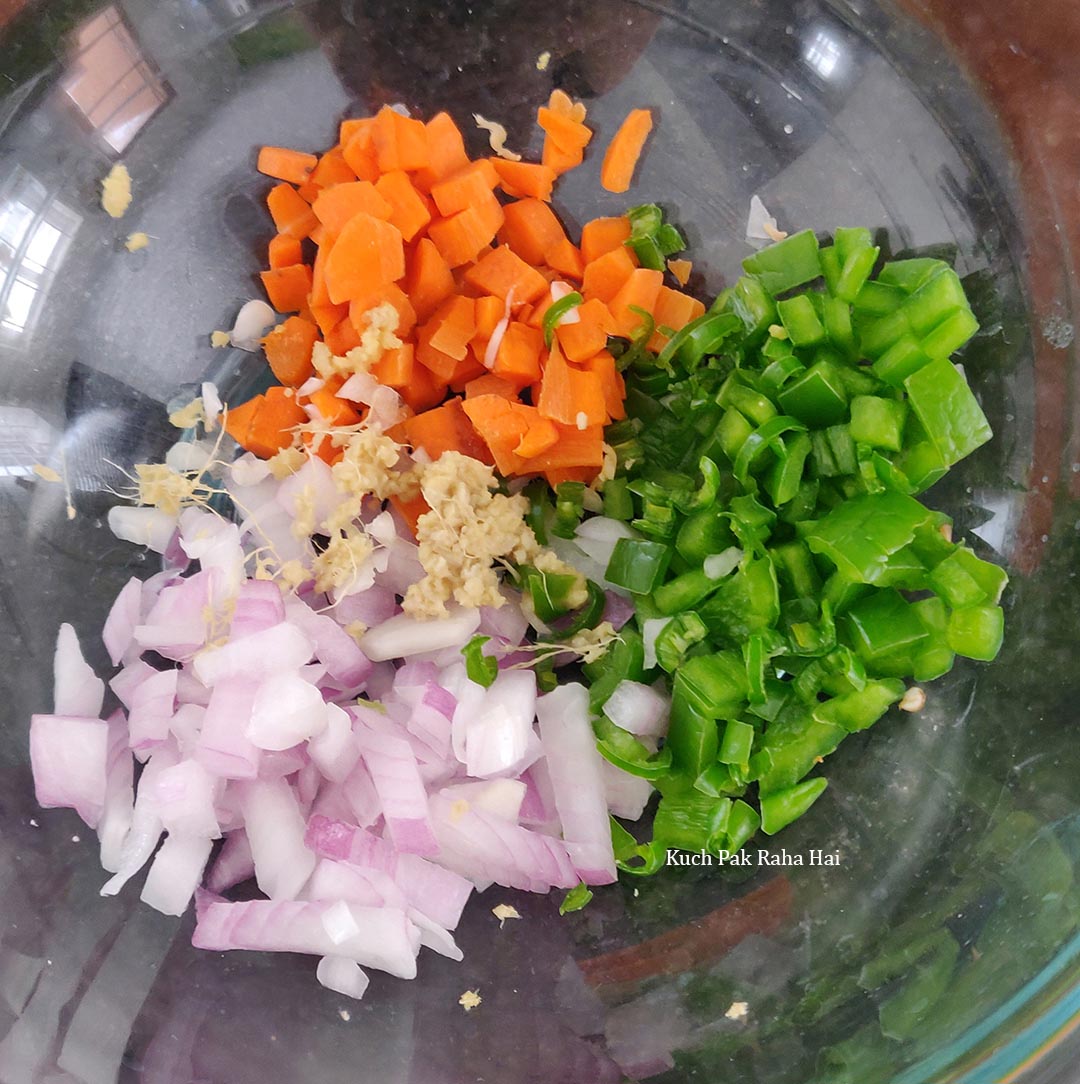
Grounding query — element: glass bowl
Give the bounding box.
[2,1,1079,1081]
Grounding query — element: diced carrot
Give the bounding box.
[309,235,330,304]
[526,421,604,471]
[662,260,691,290]
[428,205,500,268]
[429,295,477,359]
[398,362,447,413]
[430,161,499,217]
[461,394,532,475]
[465,373,518,400]
[324,213,405,305]
[536,343,606,427]
[268,233,303,269]
[310,147,357,188]
[547,238,584,280]
[371,343,415,388]
[447,350,487,392]
[609,267,663,339]
[471,295,505,346]
[389,491,431,537]
[326,316,361,356]
[296,180,320,204]
[371,106,429,172]
[312,181,393,235]
[498,199,567,268]
[490,159,556,201]
[414,112,470,189]
[406,237,456,321]
[492,321,543,386]
[309,300,347,338]
[341,124,380,181]
[537,107,593,152]
[581,216,632,264]
[349,282,417,339]
[339,118,372,145]
[515,416,560,459]
[464,246,549,303]
[544,466,595,487]
[547,88,587,123]
[309,386,363,427]
[267,183,318,239]
[601,108,654,194]
[258,146,318,186]
[303,430,345,466]
[226,386,308,459]
[260,264,314,313]
[556,297,616,362]
[582,245,638,304]
[374,171,433,242]
[262,315,319,387]
[648,286,706,352]
[538,106,592,175]
[578,349,626,421]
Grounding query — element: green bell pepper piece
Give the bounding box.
[655,611,709,672]
[654,569,721,615]
[777,294,826,347]
[854,279,905,316]
[760,777,828,834]
[602,476,634,521]
[724,798,761,855]
[802,490,934,583]
[675,506,735,564]
[872,332,933,385]
[813,679,904,732]
[699,556,780,639]
[842,588,928,671]
[605,538,673,594]
[849,395,907,452]
[732,274,778,339]
[674,651,748,717]
[594,715,674,779]
[765,430,813,506]
[929,545,1008,607]
[904,356,992,467]
[583,627,644,711]
[946,605,1004,661]
[666,690,720,777]
[836,246,880,304]
[760,354,807,397]
[741,229,822,296]
[756,708,847,794]
[653,792,731,852]
[904,268,969,335]
[719,718,755,765]
[777,360,849,427]
[877,257,948,293]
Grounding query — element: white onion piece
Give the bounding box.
[277,458,338,531]
[704,546,742,580]
[238,778,315,901]
[29,714,110,828]
[549,280,581,325]
[356,723,438,857]
[100,743,179,896]
[463,670,541,779]
[193,898,421,978]
[201,381,223,420]
[308,703,359,783]
[246,673,329,751]
[483,285,515,369]
[535,683,617,884]
[140,833,213,916]
[642,617,670,672]
[746,194,780,244]
[359,608,480,662]
[440,779,526,822]
[321,899,362,945]
[192,622,314,686]
[206,829,255,894]
[229,299,276,350]
[306,859,392,907]
[316,956,370,1000]
[604,680,670,738]
[109,658,156,710]
[98,714,135,872]
[127,669,179,755]
[102,578,142,667]
[153,759,222,839]
[229,453,271,487]
[408,908,463,961]
[600,759,654,820]
[108,506,177,553]
[195,679,261,780]
[53,623,105,719]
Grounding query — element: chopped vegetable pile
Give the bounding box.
[30,92,1005,1002]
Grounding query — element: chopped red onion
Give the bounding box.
[604,680,670,738]
[140,832,213,916]
[246,672,329,751]
[127,669,179,756]
[102,578,142,666]
[463,670,541,779]
[238,778,315,900]
[316,956,370,1000]
[206,829,255,894]
[53,624,105,719]
[359,608,480,662]
[98,711,135,872]
[29,714,110,828]
[600,759,654,821]
[191,622,314,686]
[194,679,261,779]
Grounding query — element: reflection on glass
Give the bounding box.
[60,5,168,153]
[803,26,845,81]
[0,166,81,340]
[0,405,54,479]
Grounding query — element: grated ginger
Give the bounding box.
[169,397,207,430]
[101,163,132,218]
[312,303,401,380]
[210,330,231,348]
[311,526,374,594]
[266,445,306,479]
[125,231,149,252]
[290,484,317,540]
[331,427,418,505]
[134,462,209,516]
[565,621,617,664]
